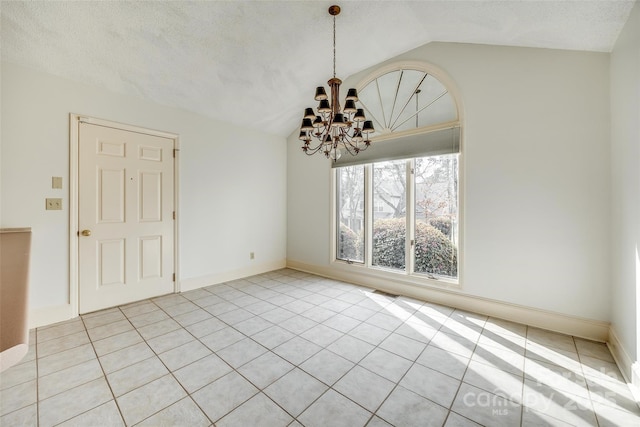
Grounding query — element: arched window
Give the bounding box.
[333,63,462,285]
[357,68,459,137]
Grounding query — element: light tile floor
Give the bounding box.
[1,269,639,426]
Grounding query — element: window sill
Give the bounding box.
[329,259,461,293]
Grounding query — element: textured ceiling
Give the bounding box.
[1,1,635,137]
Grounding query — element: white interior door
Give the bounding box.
[78,122,175,314]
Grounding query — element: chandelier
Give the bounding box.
[298,5,374,161]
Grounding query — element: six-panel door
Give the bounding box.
[78,122,174,314]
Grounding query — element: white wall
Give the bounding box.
[610,1,640,380]
[1,62,287,317]
[288,42,611,323]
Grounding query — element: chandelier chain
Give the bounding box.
[333,13,336,78]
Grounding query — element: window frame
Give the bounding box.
[329,61,464,289]
[333,155,461,286]
[335,164,366,264]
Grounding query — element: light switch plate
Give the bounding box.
[52,177,63,189]
[46,198,62,210]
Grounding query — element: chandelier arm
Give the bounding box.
[313,113,331,140]
[337,130,361,156]
[319,108,334,130]
[343,139,364,156]
[302,141,329,156]
[341,147,356,157]
[311,121,327,139]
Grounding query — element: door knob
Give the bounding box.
[81,229,91,236]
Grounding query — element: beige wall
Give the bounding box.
[288,42,611,322]
[1,62,287,319]
[610,1,640,379]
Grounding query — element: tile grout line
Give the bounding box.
[103,297,216,425]
[111,296,214,425]
[35,329,40,427]
[302,297,441,425]
[35,313,128,426]
[374,303,467,427]
[76,302,194,424]
[139,298,219,426]
[79,309,128,426]
[126,284,318,425]
[186,276,323,424]
[13,269,636,427]
[519,324,529,427]
[187,276,376,424]
[442,319,488,427]
[573,334,602,427]
[198,279,345,424]
[296,287,468,425]
[28,275,436,425]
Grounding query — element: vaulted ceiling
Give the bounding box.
[1,1,635,137]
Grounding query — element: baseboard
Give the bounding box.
[28,261,287,329]
[287,259,610,342]
[29,304,73,329]
[633,362,640,402]
[608,327,634,381]
[179,259,287,292]
[608,326,640,402]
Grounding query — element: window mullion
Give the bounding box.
[331,168,338,263]
[406,159,415,276]
[365,163,373,268]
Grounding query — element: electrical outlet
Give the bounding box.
[46,198,62,210]
[250,252,255,260]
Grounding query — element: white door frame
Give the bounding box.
[69,114,180,318]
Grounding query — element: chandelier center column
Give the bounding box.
[328,78,342,116]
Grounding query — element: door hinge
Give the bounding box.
[173,148,179,158]
[410,239,415,246]
[173,211,176,220]
[172,273,176,282]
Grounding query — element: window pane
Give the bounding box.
[414,154,459,278]
[372,160,407,271]
[393,74,454,133]
[336,165,364,262]
[358,70,458,136]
